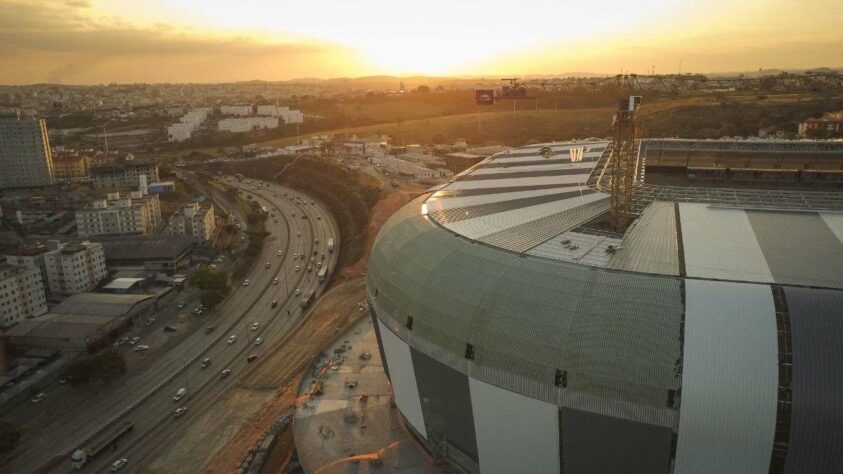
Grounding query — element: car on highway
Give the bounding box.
[302,214,308,220]
[251,322,260,330]
[297,231,302,236]
[265,261,271,268]
[311,200,315,205]
[307,266,312,273]
[273,277,279,285]
[247,355,259,363]
[220,369,231,379]
[205,325,215,334]
[133,344,150,352]
[295,265,300,272]
[173,407,188,418]
[111,458,128,471]
[311,257,316,263]
[227,334,237,344]
[177,301,187,309]
[295,288,302,296]
[315,238,319,244]
[201,357,211,368]
[292,253,298,260]
[164,326,177,332]
[277,250,283,256]
[31,392,46,404]
[173,388,187,402]
[291,212,296,217]
[254,338,264,346]
[317,262,322,268]
[317,216,321,220]
[242,279,250,286]
[129,336,140,346]
[271,300,278,308]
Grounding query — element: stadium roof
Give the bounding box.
[368,139,843,470]
[422,140,843,290]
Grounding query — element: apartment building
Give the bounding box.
[76,191,162,236]
[3,243,49,288]
[43,240,107,296]
[167,202,215,242]
[218,117,278,133]
[220,104,254,116]
[255,105,304,124]
[0,264,48,328]
[52,151,92,181]
[90,161,159,189]
[0,110,54,189]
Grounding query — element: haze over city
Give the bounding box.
[1,1,843,474]
[1,0,842,84]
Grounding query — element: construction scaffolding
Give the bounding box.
[608,75,642,230]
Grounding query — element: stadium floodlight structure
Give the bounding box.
[608,74,642,230]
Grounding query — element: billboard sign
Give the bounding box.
[475,89,495,105]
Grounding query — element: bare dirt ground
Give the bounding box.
[194,278,369,473]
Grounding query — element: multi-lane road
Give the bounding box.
[3,178,338,473]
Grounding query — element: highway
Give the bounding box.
[3,177,339,473]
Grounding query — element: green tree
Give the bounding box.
[188,268,229,293]
[0,419,21,455]
[200,289,226,310]
[64,348,127,385]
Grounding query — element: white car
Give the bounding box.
[251,322,260,330]
[292,253,298,260]
[201,357,211,368]
[297,231,301,236]
[227,334,237,345]
[133,344,150,352]
[220,369,231,379]
[31,392,46,404]
[129,336,140,346]
[273,277,279,285]
[295,265,300,272]
[173,388,187,401]
[111,458,128,471]
[277,250,283,256]
[295,288,302,296]
[173,407,188,418]
[242,279,250,286]
[254,337,264,346]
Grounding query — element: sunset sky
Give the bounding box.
[1,0,841,84]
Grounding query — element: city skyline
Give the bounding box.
[1,0,841,85]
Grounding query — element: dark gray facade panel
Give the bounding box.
[459,167,592,181]
[428,189,595,224]
[431,182,581,199]
[369,305,390,381]
[411,348,478,462]
[560,407,672,474]
[747,210,843,289]
[477,158,599,169]
[784,287,843,474]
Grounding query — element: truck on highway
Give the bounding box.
[70,421,134,469]
[327,237,335,253]
[301,291,315,309]
[317,265,328,282]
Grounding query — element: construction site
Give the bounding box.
[363,79,843,473]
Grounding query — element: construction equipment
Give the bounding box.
[312,441,403,473]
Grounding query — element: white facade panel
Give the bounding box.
[377,320,427,438]
[821,212,843,244]
[675,279,778,474]
[469,378,559,474]
[679,204,774,282]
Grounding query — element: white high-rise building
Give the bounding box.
[218,117,278,133]
[0,110,54,189]
[43,240,108,297]
[220,105,254,116]
[0,264,48,328]
[76,191,162,236]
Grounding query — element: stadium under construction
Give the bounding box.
[367,138,843,473]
